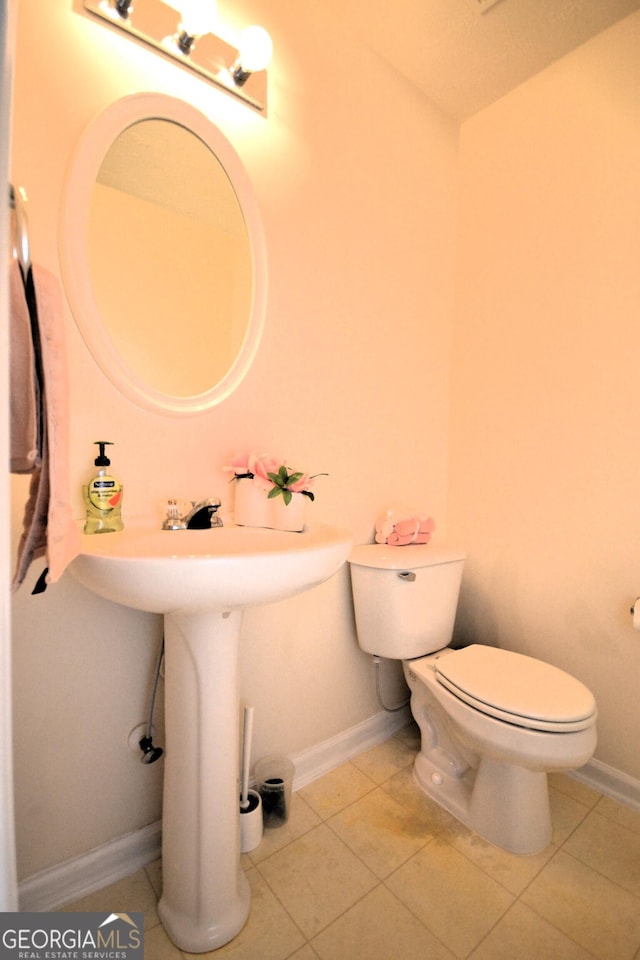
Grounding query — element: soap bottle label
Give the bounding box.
[88,475,122,512]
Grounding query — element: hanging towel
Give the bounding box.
[12,264,80,589]
[9,257,40,472]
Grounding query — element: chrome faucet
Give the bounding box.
[162,497,223,530]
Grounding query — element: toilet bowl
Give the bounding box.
[348,544,597,855]
[404,646,596,853]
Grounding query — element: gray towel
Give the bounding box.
[12,264,80,590]
[9,257,40,472]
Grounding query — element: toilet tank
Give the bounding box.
[348,544,465,660]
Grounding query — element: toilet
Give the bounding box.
[348,543,597,855]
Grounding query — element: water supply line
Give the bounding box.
[139,635,164,764]
[373,655,411,713]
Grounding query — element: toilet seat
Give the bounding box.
[430,645,597,733]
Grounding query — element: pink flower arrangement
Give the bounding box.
[225,454,325,506]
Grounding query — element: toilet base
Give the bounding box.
[413,750,552,855]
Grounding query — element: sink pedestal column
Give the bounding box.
[158,609,250,953]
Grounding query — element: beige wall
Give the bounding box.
[10,0,458,878]
[450,13,640,778]
[11,0,640,885]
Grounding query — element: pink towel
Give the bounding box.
[392,517,435,539]
[12,265,80,589]
[387,530,433,546]
[375,510,435,546]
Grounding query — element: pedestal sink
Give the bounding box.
[70,520,353,953]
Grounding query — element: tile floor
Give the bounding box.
[63,723,640,960]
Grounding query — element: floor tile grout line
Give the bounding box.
[592,793,640,830]
[548,775,603,812]
[501,845,578,957]
[469,891,602,960]
[298,760,383,820]
[254,852,385,949]
[557,800,601,849]
[557,797,640,897]
[513,889,605,960]
[530,814,640,958]
[372,859,465,959]
[556,845,640,906]
[323,806,435,886]
[465,831,621,960]
[465,898,518,960]
[577,802,640,847]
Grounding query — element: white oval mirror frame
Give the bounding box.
[59,93,267,416]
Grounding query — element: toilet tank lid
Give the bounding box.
[348,543,465,570]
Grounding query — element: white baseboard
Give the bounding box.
[290,706,412,790]
[18,709,410,912]
[18,821,162,912]
[571,757,640,813]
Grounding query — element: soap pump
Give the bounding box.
[83,441,124,534]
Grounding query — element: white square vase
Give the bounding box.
[234,479,306,532]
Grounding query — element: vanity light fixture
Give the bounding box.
[83,0,272,113]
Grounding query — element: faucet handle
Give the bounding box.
[206,498,223,528]
[162,499,187,530]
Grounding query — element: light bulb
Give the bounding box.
[237,25,273,73]
[174,0,217,38]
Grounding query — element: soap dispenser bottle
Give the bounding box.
[83,441,124,534]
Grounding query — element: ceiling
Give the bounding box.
[322,0,640,120]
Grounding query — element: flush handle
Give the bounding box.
[398,571,416,582]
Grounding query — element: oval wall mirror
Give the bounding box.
[59,93,267,415]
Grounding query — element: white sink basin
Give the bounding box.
[71,521,353,613]
[69,518,353,953]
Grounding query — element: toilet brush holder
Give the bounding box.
[255,755,295,827]
[240,788,263,853]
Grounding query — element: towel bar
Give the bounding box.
[9,183,30,274]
